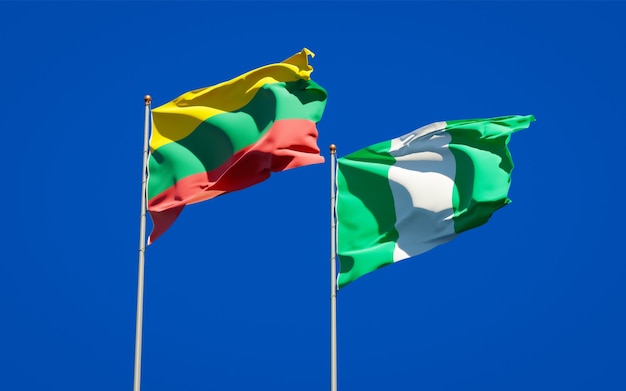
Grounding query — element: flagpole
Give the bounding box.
[133,94,151,391]
[330,144,338,391]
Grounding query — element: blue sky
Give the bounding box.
[1,1,625,390]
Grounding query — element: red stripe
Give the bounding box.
[147,118,323,244]
[147,205,184,246]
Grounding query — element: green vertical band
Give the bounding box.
[336,140,398,288]
[447,115,534,233]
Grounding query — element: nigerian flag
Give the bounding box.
[336,115,535,288]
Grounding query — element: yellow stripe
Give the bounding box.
[150,48,315,151]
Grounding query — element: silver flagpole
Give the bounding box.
[330,144,338,391]
[133,95,151,391]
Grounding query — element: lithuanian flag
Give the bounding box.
[147,49,327,244]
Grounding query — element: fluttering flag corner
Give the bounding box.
[147,48,328,244]
[336,114,535,288]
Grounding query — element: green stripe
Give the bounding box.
[336,140,398,287]
[148,79,327,199]
[448,115,535,233]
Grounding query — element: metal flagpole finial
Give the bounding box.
[329,144,336,154]
[144,95,152,105]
